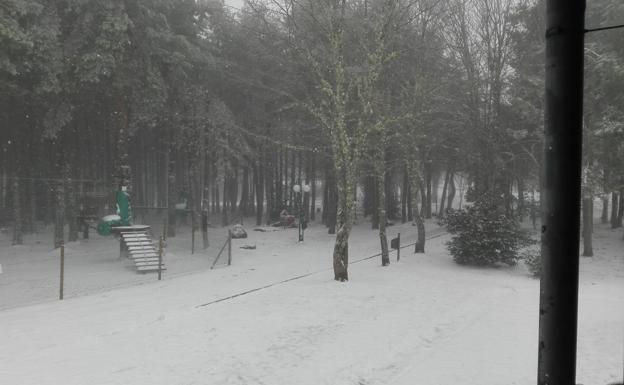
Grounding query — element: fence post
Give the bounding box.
[59,243,65,300]
[227,229,232,266]
[397,233,401,262]
[158,236,163,281]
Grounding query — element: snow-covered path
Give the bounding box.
[0,222,622,385]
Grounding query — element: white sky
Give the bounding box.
[223,0,245,11]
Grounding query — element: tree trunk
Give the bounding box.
[407,179,413,222]
[439,168,450,216]
[28,178,36,233]
[610,191,619,228]
[517,178,525,222]
[12,178,23,245]
[333,207,349,281]
[602,167,609,224]
[229,164,238,217]
[332,164,354,282]
[254,161,264,226]
[582,196,593,257]
[384,165,394,220]
[240,166,249,215]
[265,151,274,225]
[408,160,425,253]
[371,176,379,229]
[377,165,390,266]
[327,168,337,234]
[617,189,624,228]
[303,154,310,222]
[447,172,456,211]
[401,165,408,223]
[167,149,176,238]
[601,196,609,224]
[322,163,330,225]
[222,169,229,226]
[425,162,432,218]
[363,175,372,218]
[275,148,282,214]
[290,149,296,207]
[310,154,316,221]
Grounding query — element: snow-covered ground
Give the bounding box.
[0,219,622,385]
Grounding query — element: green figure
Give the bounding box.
[97,189,132,236]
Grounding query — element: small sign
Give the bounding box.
[391,237,399,250]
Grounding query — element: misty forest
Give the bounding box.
[2,0,624,280]
[3,1,624,384]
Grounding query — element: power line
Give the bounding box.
[196,228,448,308]
[585,24,624,33]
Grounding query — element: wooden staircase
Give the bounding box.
[119,229,165,273]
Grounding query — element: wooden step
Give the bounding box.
[129,252,158,257]
[135,261,165,267]
[128,245,156,251]
[126,241,153,246]
[130,253,158,258]
[129,249,157,254]
[122,233,150,238]
[133,257,164,263]
[137,265,167,272]
[122,233,150,237]
[134,259,162,264]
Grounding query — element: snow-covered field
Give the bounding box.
[0,220,622,385]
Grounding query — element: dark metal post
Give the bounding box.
[397,233,400,262]
[59,243,65,300]
[538,1,585,384]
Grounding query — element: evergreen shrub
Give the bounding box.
[522,246,541,278]
[440,192,534,266]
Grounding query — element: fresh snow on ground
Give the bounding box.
[0,219,622,385]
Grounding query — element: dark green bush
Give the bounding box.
[522,246,541,278]
[440,193,534,266]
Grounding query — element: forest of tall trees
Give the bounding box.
[1,0,623,279]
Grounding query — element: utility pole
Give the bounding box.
[538,1,585,384]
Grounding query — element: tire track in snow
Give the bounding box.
[383,287,520,385]
[196,228,449,308]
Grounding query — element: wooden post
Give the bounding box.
[538,1,585,384]
[158,236,163,281]
[59,243,65,300]
[227,229,232,266]
[397,233,401,262]
[191,226,195,255]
